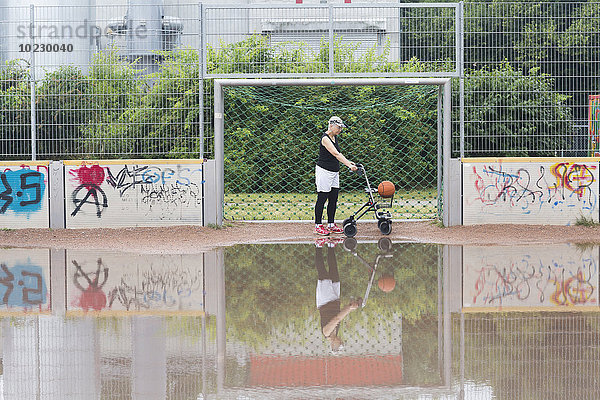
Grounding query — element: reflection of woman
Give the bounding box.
[315,245,360,352]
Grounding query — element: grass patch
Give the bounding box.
[206,221,234,229]
[574,215,600,227]
[224,189,438,220]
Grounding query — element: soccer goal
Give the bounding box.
[213,78,452,225]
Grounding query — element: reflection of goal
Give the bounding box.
[213,78,452,225]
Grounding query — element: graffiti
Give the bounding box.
[71,258,109,312]
[0,169,45,214]
[70,165,108,217]
[105,164,151,196]
[66,162,204,226]
[469,255,597,307]
[107,267,203,311]
[0,262,47,308]
[469,162,598,217]
[105,165,204,197]
[140,183,202,209]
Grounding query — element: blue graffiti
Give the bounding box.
[0,169,46,214]
[0,263,48,308]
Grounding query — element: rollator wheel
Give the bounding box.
[379,220,392,235]
[343,217,353,227]
[377,237,393,252]
[343,222,357,238]
[343,237,357,252]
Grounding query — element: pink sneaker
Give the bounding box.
[315,237,329,248]
[315,224,330,236]
[327,237,344,247]
[328,224,344,235]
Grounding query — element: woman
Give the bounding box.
[314,116,358,236]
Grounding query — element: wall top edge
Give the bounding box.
[462,306,600,314]
[62,159,205,166]
[0,160,52,166]
[461,157,600,163]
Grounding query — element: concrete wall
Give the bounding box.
[0,248,51,315]
[64,160,204,228]
[462,158,599,225]
[0,159,206,229]
[462,244,599,311]
[0,161,50,229]
[66,250,204,315]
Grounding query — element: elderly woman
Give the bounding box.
[314,116,358,236]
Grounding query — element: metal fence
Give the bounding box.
[1,1,599,219]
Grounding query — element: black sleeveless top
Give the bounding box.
[317,133,341,172]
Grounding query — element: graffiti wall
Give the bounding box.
[64,160,204,228]
[0,162,49,228]
[66,250,204,315]
[0,249,51,315]
[463,159,599,225]
[463,244,599,311]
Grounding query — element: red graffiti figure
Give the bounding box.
[70,165,108,217]
[72,259,109,312]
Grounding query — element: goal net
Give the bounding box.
[218,81,444,222]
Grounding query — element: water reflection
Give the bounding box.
[0,242,598,398]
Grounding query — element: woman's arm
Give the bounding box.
[322,300,360,337]
[321,136,358,171]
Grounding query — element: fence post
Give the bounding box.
[29,4,37,161]
[458,1,465,158]
[49,160,65,229]
[199,2,205,160]
[329,4,334,76]
[214,80,224,226]
[443,80,451,226]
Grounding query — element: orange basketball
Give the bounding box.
[377,274,396,293]
[378,181,395,198]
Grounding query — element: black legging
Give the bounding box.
[315,188,339,225]
[315,246,339,282]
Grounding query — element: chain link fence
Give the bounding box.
[1,2,599,219]
[223,84,439,220]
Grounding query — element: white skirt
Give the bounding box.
[315,165,339,192]
[316,280,341,308]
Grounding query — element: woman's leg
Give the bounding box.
[326,188,339,224]
[315,191,330,225]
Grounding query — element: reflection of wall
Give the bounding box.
[3,317,99,399]
[0,162,50,228]
[66,250,204,315]
[463,159,599,225]
[64,160,204,228]
[0,248,50,314]
[463,244,599,310]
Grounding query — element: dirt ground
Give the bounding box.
[2,221,600,254]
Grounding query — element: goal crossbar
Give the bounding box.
[214,78,452,225]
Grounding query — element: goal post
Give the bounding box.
[213,78,452,226]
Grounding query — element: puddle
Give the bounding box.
[0,240,598,398]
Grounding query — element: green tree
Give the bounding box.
[0,61,31,159]
[463,63,572,157]
[81,49,143,157]
[36,66,90,157]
